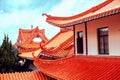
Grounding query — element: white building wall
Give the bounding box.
[75,23,86,55]
[87,14,120,56]
[75,14,120,56]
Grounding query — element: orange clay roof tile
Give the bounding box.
[34,56,120,79]
[44,29,73,48]
[16,42,41,49]
[43,0,120,27]
[18,48,42,59]
[15,27,49,59]
[40,28,74,57]
[17,28,73,59]
[16,26,48,48]
[0,71,53,80]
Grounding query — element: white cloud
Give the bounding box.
[48,0,77,16]
[0,9,60,44]
[0,0,104,44]
[39,16,60,39]
[48,0,104,16]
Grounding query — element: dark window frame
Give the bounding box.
[77,31,84,54]
[98,27,109,55]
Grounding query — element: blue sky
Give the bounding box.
[0,0,104,44]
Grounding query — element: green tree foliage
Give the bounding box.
[0,34,18,73]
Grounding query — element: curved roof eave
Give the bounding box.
[42,0,120,27]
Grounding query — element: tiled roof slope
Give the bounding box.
[15,26,48,52]
[43,0,120,27]
[40,28,74,58]
[0,71,54,80]
[18,28,74,59]
[19,48,42,59]
[15,27,49,59]
[34,56,120,79]
[17,26,48,44]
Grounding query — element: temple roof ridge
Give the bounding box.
[15,26,49,59]
[43,0,120,27]
[42,0,113,20]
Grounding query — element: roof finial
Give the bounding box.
[42,13,51,17]
[31,25,33,29]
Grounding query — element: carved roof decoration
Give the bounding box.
[15,26,49,59]
[17,26,48,44]
[15,26,48,52]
